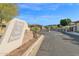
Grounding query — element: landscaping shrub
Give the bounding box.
[75,30,79,33]
[31,27,40,38]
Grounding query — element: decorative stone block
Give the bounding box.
[0,18,30,55]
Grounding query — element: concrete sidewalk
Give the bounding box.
[65,32,79,36]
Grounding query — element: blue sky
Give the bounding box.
[17,3,79,26]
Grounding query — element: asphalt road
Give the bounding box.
[36,31,79,56]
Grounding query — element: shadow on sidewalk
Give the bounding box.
[61,32,79,46]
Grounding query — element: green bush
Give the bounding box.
[31,27,40,38]
[75,30,79,33]
[31,27,40,32]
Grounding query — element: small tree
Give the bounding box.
[60,18,71,26]
[31,27,40,38]
[66,18,71,25]
[0,4,18,23]
[0,4,18,37]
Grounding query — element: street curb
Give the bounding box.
[22,35,45,56]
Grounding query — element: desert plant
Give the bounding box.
[31,27,40,38]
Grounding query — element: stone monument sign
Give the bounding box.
[0,18,30,55]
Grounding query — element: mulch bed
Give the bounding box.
[6,31,40,56]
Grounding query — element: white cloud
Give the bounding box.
[18,4,42,11]
[18,3,61,11]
